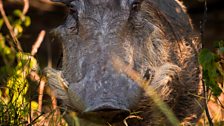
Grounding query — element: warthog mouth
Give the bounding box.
[80,103,130,124]
[80,108,130,124]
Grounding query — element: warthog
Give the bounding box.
[44,0,203,125]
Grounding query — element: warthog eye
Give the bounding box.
[69,4,77,13]
[143,69,153,81]
[131,0,141,11]
[68,4,79,34]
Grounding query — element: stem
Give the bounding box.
[200,0,213,125]
[22,0,29,15]
[202,82,213,126]
[0,0,23,52]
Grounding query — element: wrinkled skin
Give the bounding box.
[45,0,203,125]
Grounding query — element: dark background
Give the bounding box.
[3,0,224,68]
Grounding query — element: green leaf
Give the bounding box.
[3,46,11,55]
[13,19,22,26]
[209,79,222,96]
[199,49,217,68]
[211,85,222,96]
[14,24,23,34]
[0,35,5,50]
[31,101,38,110]
[203,70,222,96]
[0,19,4,29]
[199,49,218,78]
[24,16,31,27]
[13,9,23,17]
[199,49,222,96]
[219,47,224,53]
[218,40,224,47]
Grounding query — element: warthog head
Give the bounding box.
[44,0,203,125]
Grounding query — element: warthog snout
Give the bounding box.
[44,65,140,123]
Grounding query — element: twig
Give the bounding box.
[216,96,224,109]
[51,91,59,123]
[200,0,213,125]
[123,115,143,126]
[29,30,46,115]
[29,30,46,114]
[30,71,58,118]
[23,0,29,15]
[31,30,46,56]
[29,71,46,114]
[200,0,208,45]
[47,38,52,67]
[202,82,213,126]
[0,0,23,52]
[30,30,58,117]
[38,78,46,114]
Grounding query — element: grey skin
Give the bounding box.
[44,0,204,125]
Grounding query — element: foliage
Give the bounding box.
[0,9,39,125]
[199,41,224,96]
[198,41,224,125]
